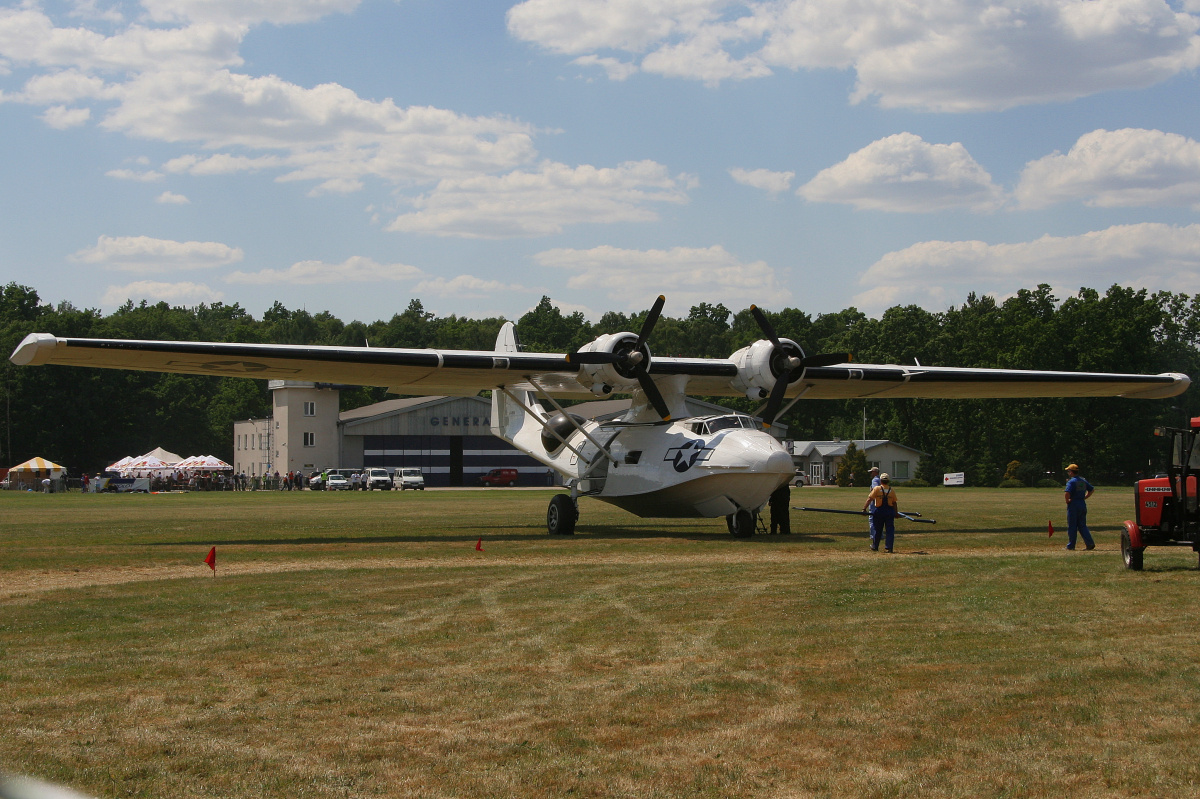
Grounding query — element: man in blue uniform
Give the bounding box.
[1064,463,1095,551]
[864,473,898,552]
[866,466,881,543]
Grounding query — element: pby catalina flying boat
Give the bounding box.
[9,296,1191,536]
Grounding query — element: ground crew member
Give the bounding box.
[769,482,791,534]
[866,466,881,539]
[1064,463,1095,550]
[864,473,898,552]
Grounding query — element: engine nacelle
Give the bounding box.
[729,338,805,398]
[572,332,651,394]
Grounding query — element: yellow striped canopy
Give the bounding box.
[9,457,65,473]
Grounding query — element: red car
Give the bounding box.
[480,468,518,487]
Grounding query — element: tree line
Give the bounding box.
[1,283,1196,484]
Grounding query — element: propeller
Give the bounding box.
[566,295,673,421]
[750,305,851,429]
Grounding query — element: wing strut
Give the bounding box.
[497,387,591,463]
[527,378,619,466]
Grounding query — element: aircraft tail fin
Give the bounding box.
[490,322,546,447]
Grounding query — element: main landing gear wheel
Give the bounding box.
[547,494,577,535]
[726,509,756,538]
[1121,529,1144,571]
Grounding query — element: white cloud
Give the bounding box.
[224,256,424,285]
[101,69,538,186]
[140,0,360,26]
[1016,128,1200,209]
[508,0,1200,111]
[799,133,1005,212]
[71,235,243,272]
[164,153,282,176]
[0,9,245,73]
[389,160,692,238]
[106,167,164,181]
[507,0,722,55]
[41,104,90,128]
[156,190,190,204]
[852,223,1200,313]
[571,55,638,81]
[729,167,793,194]
[14,69,109,104]
[100,280,224,307]
[412,274,529,297]
[533,244,791,309]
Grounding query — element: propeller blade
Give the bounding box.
[760,372,791,428]
[749,305,782,349]
[635,370,672,422]
[800,352,852,368]
[637,295,666,346]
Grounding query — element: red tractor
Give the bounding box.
[1122,417,1200,570]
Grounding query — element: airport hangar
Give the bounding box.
[233,381,789,488]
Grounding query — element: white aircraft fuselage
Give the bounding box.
[567,418,794,518]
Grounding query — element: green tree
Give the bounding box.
[837,441,868,487]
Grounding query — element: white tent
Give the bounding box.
[107,455,136,471]
[173,455,232,471]
[140,447,182,465]
[126,456,174,476]
[189,455,232,471]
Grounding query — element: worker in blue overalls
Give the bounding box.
[864,472,898,552]
[1064,463,1095,551]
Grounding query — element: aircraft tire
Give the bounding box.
[727,509,755,538]
[547,494,577,535]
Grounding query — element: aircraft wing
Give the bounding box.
[9,332,1190,400]
[715,362,1191,400]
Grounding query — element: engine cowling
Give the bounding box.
[730,337,805,400]
[572,332,651,395]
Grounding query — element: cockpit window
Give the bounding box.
[706,415,753,433]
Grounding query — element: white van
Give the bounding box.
[365,468,393,490]
[397,468,425,490]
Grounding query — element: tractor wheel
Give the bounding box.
[547,494,577,535]
[1121,529,1144,571]
[726,509,756,538]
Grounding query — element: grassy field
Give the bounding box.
[3,486,1200,798]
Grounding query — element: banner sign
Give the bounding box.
[943,472,965,486]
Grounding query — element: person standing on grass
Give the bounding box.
[768,481,791,534]
[1063,463,1095,551]
[864,473,898,552]
[865,466,881,540]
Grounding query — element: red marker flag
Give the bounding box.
[475,538,483,552]
[1048,521,1055,538]
[204,546,216,571]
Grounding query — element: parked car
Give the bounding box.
[365,468,393,490]
[480,467,519,487]
[792,471,811,486]
[397,468,425,490]
[325,473,351,490]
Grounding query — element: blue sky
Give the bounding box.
[2,0,1199,329]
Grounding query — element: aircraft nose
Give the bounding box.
[713,431,794,475]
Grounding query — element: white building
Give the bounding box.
[788,439,925,484]
[233,381,341,476]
